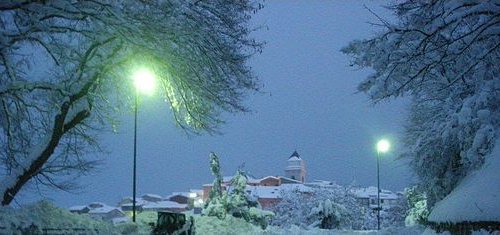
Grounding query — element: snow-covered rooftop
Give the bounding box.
[305,180,339,188]
[119,197,147,207]
[142,201,187,209]
[89,204,121,214]
[288,151,301,161]
[246,184,313,199]
[429,140,500,223]
[288,156,300,161]
[279,176,302,184]
[88,202,106,208]
[259,176,279,181]
[70,202,122,214]
[279,183,314,193]
[142,193,163,199]
[247,176,265,184]
[168,192,190,199]
[352,186,399,200]
[68,205,87,211]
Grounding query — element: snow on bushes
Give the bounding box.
[0,201,119,234]
[116,211,157,234]
[271,184,408,230]
[309,199,345,229]
[270,184,364,230]
[405,187,429,227]
[195,215,425,235]
[195,215,262,235]
[203,153,274,229]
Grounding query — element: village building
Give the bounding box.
[352,186,402,209]
[167,192,190,204]
[69,150,404,223]
[284,151,306,183]
[142,200,188,213]
[141,193,163,202]
[201,151,310,208]
[69,202,128,224]
[200,151,403,212]
[118,193,192,215]
[117,197,147,215]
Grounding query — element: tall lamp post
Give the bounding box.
[376,139,390,230]
[131,68,156,222]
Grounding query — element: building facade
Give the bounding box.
[285,151,306,183]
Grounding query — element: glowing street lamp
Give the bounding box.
[131,68,156,222]
[132,68,156,95]
[377,139,390,153]
[376,139,390,230]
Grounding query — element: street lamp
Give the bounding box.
[131,68,156,222]
[376,139,390,230]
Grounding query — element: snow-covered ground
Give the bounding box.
[0,201,424,235]
[195,215,424,235]
[0,201,120,234]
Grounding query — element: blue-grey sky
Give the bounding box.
[20,1,414,208]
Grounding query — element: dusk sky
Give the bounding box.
[20,1,414,208]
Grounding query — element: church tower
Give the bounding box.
[285,151,306,183]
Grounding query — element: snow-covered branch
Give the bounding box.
[342,0,500,207]
[0,0,262,205]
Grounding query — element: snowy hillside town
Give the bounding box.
[50,148,499,233]
[0,0,499,234]
[66,151,404,226]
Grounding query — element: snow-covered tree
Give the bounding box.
[404,186,428,226]
[227,169,250,219]
[382,195,408,228]
[228,169,273,229]
[208,153,224,202]
[309,199,344,229]
[203,156,272,229]
[271,184,364,230]
[360,196,407,230]
[204,152,228,219]
[270,189,311,228]
[0,1,263,205]
[342,0,500,207]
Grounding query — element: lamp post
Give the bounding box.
[376,139,390,230]
[131,68,156,222]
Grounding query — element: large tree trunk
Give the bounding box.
[0,99,90,205]
[0,38,113,206]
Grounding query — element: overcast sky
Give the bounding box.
[19,1,414,208]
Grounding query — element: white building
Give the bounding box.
[285,151,306,183]
[69,202,128,224]
[352,186,402,209]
